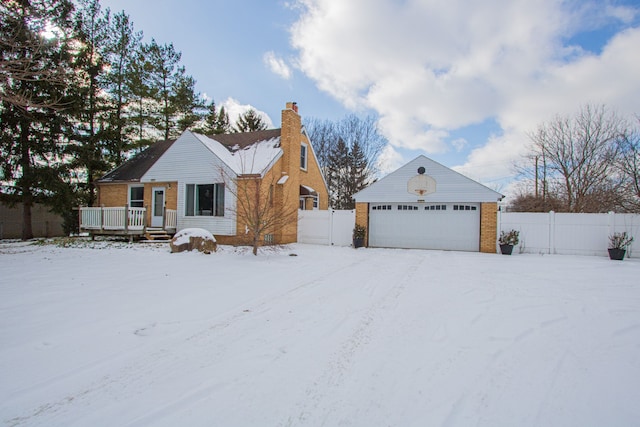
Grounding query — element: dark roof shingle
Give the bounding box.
[210,128,281,151]
[98,139,176,183]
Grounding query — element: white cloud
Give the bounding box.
[290,0,640,183]
[263,51,292,80]
[376,145,404,176]
[220,97,275,129]
[451,138,467,153]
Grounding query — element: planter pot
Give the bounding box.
[608,248,626,261]
[500,244,514,255]
[353,237,364,248]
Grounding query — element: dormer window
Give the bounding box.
[300,142,308,170]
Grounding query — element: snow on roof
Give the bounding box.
[193,133,282,176]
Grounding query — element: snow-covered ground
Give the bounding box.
[1,239,639,427]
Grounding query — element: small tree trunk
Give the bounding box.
[22,198,33,240]
[252,235,259,256]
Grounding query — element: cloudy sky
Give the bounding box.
[99,0,640,194]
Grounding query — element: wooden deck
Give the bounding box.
[79,206,176,241]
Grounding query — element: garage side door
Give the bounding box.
[369,203,480,251]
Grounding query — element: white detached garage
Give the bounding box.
[353,155,503,253]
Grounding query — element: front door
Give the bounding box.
[151,187,165,227]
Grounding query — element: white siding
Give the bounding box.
[141,132,237,236]
[353,155,502,203]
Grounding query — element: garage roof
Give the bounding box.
[353,155,503,203]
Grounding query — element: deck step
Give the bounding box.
[145,228,173,241]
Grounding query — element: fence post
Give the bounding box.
[100,205,105,232]
[608,211,615,239]
[162,206,166,230]
[548,210,555,254]
[497,207,502,253]
[124,204,129,233]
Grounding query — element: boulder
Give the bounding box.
[170,228,217,254]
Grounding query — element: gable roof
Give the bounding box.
[98,139,176,183]
[98,129,284,183]
[192,130,282,175]
[210,128,281,151]
[353,155,503,203]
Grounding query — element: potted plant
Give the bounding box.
[608,231,633,260]
[353,224,366,248]
[498,229,519,255]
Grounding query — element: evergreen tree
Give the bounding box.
[172,70,205,133]
[305,114,386,209]
[103,10,142,164]
[326,138,350,209]
[347,139,369,201]
[135,40,204,141]
[142,39,180,140]
[215,105,231,134]
[195,101,231,135]
[0,0,75,239]
[127,46,154,149]
[69,0,112,206]
[234,108,267,132]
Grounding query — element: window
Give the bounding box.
[300,143,308,170]
[185,183,224,216]
[453,204,477,211]
[397,205,418,211]
[372,205,392,211]
[129,186,144,208]
[299,195,319,210]
[425,204,446,211]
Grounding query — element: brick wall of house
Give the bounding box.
[275,102,329,244]
[143,182,177,225]
[480,202,498,253]
[97,182,177,226]
[279,103,302,244]
[355,202,369,246]
[97,183,128,207]
[299,143,329,211]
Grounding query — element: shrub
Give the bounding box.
[609,232,633,249]
[499,229,520,246]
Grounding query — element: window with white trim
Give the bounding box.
[185,183,224,216]
[453,204,477,211]
[425,204,447,211]
[300,143,308,170]
[129,185,144,208]
[372,205,392,211]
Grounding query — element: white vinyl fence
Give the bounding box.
[298,209,355,246]
[499,211,640,258]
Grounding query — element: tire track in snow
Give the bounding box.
[4,252,375,427]
[283,252,426,427]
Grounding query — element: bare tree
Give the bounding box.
[221,147,298,255]
[525,104,627,212]
[304,114,387,208]
[617,117,640,212]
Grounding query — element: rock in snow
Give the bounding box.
[170,228,217,254]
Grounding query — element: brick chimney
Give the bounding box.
[281,102,302,179]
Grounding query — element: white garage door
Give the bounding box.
[369,203,480,251]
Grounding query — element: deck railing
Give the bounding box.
[80,206,146,231]
[165,209,177,229]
